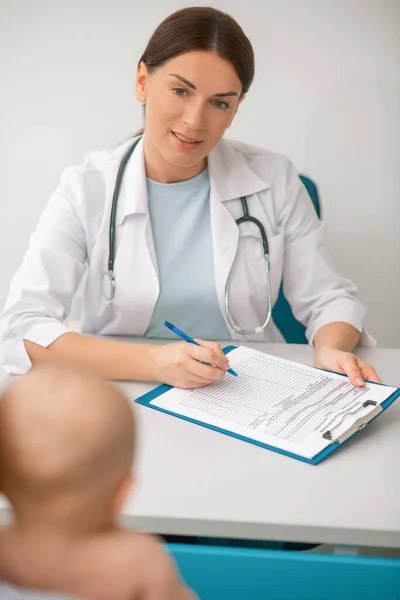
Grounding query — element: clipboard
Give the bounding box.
[135,346,400,465]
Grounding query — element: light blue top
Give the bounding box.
[145,168,231,341]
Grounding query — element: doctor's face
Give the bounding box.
[136,50,244,181]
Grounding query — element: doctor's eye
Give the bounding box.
[173,88,188,97]
[212,99,229,110]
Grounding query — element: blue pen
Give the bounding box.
[164,321,238,377]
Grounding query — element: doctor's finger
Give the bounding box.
[185,373,220,387]
[195,339,223,354]
[190,345,229,369]
[188,353,226,381]
[356,358,382,384]
[192,340,230,369]
[338,354,365,388]
[174,373,220,389]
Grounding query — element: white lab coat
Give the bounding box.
[0,136,374,374]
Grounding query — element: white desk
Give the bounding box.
[1,341,400,549]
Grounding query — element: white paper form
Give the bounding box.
[150,346,397,459]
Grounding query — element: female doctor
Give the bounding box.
[0,7,380,388]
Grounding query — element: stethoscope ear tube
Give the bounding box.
[105,136,143,295]
[225,252,272,335]
[224,197,272,335]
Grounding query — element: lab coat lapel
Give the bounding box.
[115,136,149,223]
[112,136,159,332]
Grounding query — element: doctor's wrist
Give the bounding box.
[127,343,159,381]
[313,322,360,353]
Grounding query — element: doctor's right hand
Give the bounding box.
[150,341,231,388]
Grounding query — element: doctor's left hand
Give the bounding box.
[314,347,381,387]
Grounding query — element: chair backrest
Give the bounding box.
[299,174,321,219]
[167,543,400,600]
[271,174,321,344]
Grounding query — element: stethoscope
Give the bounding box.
[102,136,272,335]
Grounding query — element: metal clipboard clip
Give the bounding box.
[322,400,383,444]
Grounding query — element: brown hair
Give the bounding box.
[138,7,255,95]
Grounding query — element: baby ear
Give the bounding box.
[111,473,134,517]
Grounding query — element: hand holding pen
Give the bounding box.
[164,321,237,377]
[148,322,237,389]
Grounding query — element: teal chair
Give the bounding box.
[168,543,400,600]
[271,175,321,344]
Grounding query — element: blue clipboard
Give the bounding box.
[135,346,400,465]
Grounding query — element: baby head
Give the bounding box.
[0,365,135,534]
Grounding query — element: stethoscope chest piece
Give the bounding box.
[102,271,115,301]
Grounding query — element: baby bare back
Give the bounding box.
[0,528,196,600]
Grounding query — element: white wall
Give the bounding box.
[1,0,399,346]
